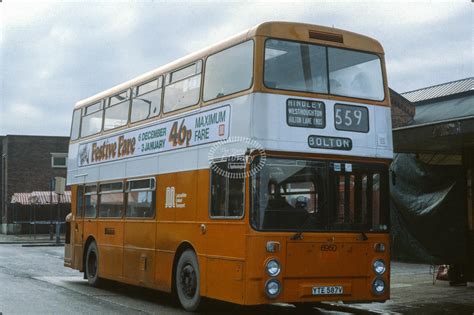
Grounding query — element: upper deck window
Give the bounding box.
[203,40,254,101]
[328,48,384,101]
[264,39,328,94]
[131,77,162,123]
[104,90,130,131]
[109,90,129,106]
[163,61,202,113]
[81,101,103,137]
[85,102,101,114]
[264,39,385,101]
[70,109,81,141]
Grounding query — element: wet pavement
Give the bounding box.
[333,262,474,314]
[0,234,473,314]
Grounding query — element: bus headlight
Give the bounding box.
[372,278,385,295]
[266,259,281,277]
[373,259,386,275]
[265,279,281,298]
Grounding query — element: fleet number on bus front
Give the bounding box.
[334,104,369,133]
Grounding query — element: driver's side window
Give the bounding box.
[209,161,245,218]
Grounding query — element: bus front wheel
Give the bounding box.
[175,249,201,311]
[85,241,101,287]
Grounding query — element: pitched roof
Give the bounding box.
[401,77,473,103]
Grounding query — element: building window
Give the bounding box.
[51,153,68,168]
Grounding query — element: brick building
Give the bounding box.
[0,135,69,233]
[389,88,416,128]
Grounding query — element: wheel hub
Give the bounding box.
[180,263,197,298]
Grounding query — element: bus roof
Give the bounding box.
[75,21,384,109]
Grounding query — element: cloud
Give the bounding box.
[0,0,472,136]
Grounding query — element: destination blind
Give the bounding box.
[286,98,325,128]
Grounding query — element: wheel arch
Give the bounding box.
[171,241,197,295]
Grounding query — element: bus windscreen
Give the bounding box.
[251,157,389,232]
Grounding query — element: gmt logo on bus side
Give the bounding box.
[78,105,230,167]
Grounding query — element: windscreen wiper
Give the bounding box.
[290,212,314,240]
[290,200,327,240]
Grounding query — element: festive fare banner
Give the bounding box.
[78,105,230,167]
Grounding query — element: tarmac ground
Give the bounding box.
[0,234,473,314]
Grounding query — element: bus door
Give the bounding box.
[83,185,99,269]
[94,182,125,279]
[72,185,85,269]
[204,159,247,303]
[122,178,156,285]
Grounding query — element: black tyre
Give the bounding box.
[85,241,101,287]
[175,249,201,311]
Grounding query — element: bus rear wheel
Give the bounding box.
[85,241,101,287]
[175,249,201,311]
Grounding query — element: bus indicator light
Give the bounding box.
[374,243,385,252]
[266,241,280,253]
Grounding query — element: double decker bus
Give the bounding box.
[64,21,392,311]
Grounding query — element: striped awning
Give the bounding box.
[10,191,71,205]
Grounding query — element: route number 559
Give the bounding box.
[334,104,369,132]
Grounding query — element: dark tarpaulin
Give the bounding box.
[390,153,468,264]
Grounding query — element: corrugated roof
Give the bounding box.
[402,77,473,103]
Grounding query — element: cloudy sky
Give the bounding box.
[0,0,472,136]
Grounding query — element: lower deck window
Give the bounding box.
[209,161,245,218]
[84,185,97,218]
[99,182,124,218]
[126,178,155,218]
[76,186,84,217]
[330,169,382,229]
[99,193,123,217]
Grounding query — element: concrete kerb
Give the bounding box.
[0,234,65,245]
